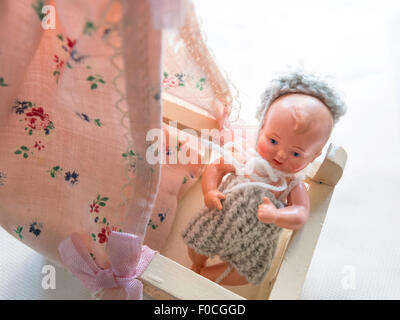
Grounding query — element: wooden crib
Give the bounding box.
[139,93,348,300]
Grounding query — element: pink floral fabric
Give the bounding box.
[144,123,206,250]
[0,2,229,297]
[0,0,187,270]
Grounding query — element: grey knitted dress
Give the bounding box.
[182,172,299,285]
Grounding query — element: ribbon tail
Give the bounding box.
[58,233,102,292]
[124,279,143,300]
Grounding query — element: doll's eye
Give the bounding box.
[270,138,277,145]
[292,152,300,157]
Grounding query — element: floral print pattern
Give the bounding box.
[14,226,23,240]
[64,171,79,185]
[25,107,50,131]
[56,34,77,54]
[88,195,121,244]
[97,227,109,243]
[83,21,96,36]
[53,55,64,83]
[14,146,31,159]
[12,100,55,160]
[29,222,43,237]
[162,72,185,88]
[158,208,168,222]
[148,208,169,230]
[0,11,204,263]
[0,77,8,87]
[96,225,120,244]
[90,215,121,244]
[122,149,143,173]
[13,100,55,136]
[147,219,158,230]
[75,112,102,127]
[0,171,7,186]
[48,165,62,178]
[47,166,79,185]
[33,140,45,151]
[162,71,207,91]
[90,195,108,212]
[196,77,206,91]
[32,0,45,21]
[13,100,35,115]
[165,142,183,158]
[55,33,106,90]
[87,75,105,90]
[13,222,43,240]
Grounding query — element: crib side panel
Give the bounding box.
[268,145,347,300]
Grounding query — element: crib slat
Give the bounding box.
[163,92,219,133]
[140,253,245,300]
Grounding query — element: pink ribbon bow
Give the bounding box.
[58,231,156,300]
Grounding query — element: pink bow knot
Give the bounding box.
[58,231,156,300]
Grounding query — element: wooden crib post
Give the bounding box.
[266,144,347,300]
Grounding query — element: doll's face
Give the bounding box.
[256,93,333,174]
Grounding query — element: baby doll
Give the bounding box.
[182,71,346,286]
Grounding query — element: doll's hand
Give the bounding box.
[204,190,226,211]
[257,197,279,224]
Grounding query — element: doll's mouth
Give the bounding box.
[272,159,283,166]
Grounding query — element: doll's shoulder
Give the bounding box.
[286,176,307,196]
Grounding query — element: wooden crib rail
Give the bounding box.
[162,92,219,133]
[141,253,245,300]
[267,144,347,299]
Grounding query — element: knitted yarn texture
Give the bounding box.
[182,148,303,285]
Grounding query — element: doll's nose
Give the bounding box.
[275,150,286,162]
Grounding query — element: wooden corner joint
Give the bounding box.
[309,143,348,187]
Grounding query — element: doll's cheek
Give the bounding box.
[258,140,274,158]
[256,141,267,157]
[289,159,308,172]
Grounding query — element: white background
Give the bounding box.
[1,0,400,299]
[195,0,400,299]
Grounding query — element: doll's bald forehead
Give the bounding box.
[265,93,333,136]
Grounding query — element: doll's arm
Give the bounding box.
[257,182,310,230]
[202,157,235,210]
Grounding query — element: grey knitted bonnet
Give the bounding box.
[255,71,347,140]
